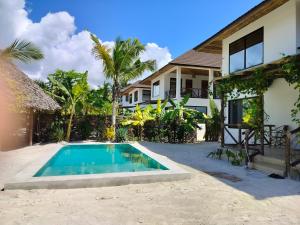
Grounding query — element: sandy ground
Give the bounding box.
[1,142,300,225]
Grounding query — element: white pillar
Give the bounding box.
[176,66,181,99]
[208,69,214,97]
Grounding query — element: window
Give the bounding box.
[142,90,151,101]
[152,81,160,97]
[125,95,129,102]
[229,28,263,73]
[228,98,258,125]
[129,94,132,104]
[134,91,138,102]
[228,99,243,125]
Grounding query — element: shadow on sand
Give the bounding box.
[139,141,300,200]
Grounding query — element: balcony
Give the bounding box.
[165,88,208,99]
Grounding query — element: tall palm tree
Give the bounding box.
[0,39,44,63]
[90,34,156,133]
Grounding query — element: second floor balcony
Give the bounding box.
[165,88,209,99]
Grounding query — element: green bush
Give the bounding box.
[77,119,93,140]
[225,149,245,166]
[50,121,65,142]
[116,127,128,142]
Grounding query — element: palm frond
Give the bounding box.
[1,39,44,63]
[90,34,115,78]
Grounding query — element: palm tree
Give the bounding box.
[0,39,44,63]
[90,34,156,135]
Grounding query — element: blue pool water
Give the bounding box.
[34,144,168,177]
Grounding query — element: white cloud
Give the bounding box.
[0,0,172,87]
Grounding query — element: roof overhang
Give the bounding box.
[141,63,219,85]
[194,0,289,54]
[120,85,150,95]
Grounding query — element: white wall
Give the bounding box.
[121,88,150,107]
[222,0,299,143]
[264,79,298,129]
[222,0,297,75]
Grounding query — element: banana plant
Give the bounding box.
[163,95,204,143]
[47,71,89,142]
[121,104,154,141]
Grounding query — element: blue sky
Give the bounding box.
[26,0,262,58]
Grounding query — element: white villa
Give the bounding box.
[195,0,300,177]
[120,81,151,109]
[139,49,222,115]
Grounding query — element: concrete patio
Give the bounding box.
[1,142,300,225]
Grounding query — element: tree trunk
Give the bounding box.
[66,108,74,142]
[140,125,143,141]
[111,83,120,140]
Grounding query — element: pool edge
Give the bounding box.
[4,142,191,190]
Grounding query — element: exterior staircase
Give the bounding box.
[252,154,285,177]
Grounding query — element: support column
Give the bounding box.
[208,69,214,97]
[258,93,264,155]
[28,109,34,146]
[220,92,225,147]
[176,66,181,100]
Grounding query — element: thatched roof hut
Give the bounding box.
[0,59,60,150]
[0,59,60,111]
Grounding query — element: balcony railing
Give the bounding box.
[165,88,208,99]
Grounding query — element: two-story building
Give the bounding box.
[140,49,222,115]
[120,81,151,109]
[195,0,300,177]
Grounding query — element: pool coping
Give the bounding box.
[4,142,191,190]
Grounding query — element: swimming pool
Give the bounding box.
[34,144,168,177]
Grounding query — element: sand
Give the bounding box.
[0,142,300,225]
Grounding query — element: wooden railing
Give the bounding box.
[284,127,300,177]
[165,88,208,99]
[223,124,275,151]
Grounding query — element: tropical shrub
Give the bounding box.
[162,96,204,143]
[205,98,221,141]
[75,118,93,140]
[225,149,245,166]
[116,127,128,142]
[49,120,65,142]
[121,105,154,141]
[105,126,115,141]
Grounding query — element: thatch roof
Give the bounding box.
[0,59,60,111]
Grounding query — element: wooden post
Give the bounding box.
[220,92,225,147]
[269,125,272,147]
[176,66,182,100]
[258,94,264,155]
[284,129,291,177]
[238,125,242,150]
[28,109,34,146]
